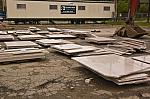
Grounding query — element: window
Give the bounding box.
[104,6,110,11]
[49,5,57,10]
[78,6,85,10]
[17,4,26,9]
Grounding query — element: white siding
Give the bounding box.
[6,0,115,19]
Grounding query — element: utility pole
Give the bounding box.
[148,0,150,23]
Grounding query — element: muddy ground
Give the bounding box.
[1,24,150,99]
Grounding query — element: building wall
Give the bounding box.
[6,0,115,19]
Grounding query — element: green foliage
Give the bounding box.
[138,4,148,13]
[117,0,149,13]
[117,0,129,13]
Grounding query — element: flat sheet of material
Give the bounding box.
[52,44,82,50]
[5,41,40,49]
[132,55,150,64]
[47,28,61,32]
[118,38,146,50]
[0,31,7,35]
[46,34,76,39]
[36,31,50,34]
[7,30,16,34]
[64,46,98,54]
[52,44,99,56]
[86,37,116,44]
[36,39,73,46]
[18,35,46,40]
[72,54,150,85]
[0,35,14,41]
[15,30,32,35]
[29,27,41,32]
[0,48,48,63]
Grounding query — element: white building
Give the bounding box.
[4,0,115,24]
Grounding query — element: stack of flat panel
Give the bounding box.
[0,31,7,35]
[7,30,16,34]
[5,41,40,49]
[47,28,61,32]
[132,55,150,64]
[36,39,73,46]
[91,29,101,32]
[15,30,32,35]
[72,54,150,85]
[46,34,76,39]
[86,37,116,44]
[52,44,98,56]
[49,32,63,34]
[118,38,146,50]
[75,49,113,57]
[63,29,91,38]
[107,44,136,53]
[104,48,133,55]
[62,29,88,33]
[0,48,48,63]
[36,31,50,34]
[0,35,14,41]
[29,26,41,32]
[18,34,46,40]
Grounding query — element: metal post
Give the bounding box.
[114,0,117,22]
[2,0,5,11]
[148,0,150,23]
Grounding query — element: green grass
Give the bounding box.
[135,22,150,27]
[105,19,150,27]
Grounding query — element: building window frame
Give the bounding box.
[17,4,26,10]
[78,6,85,10]
[104,6,110,11]
[49,5,58,10]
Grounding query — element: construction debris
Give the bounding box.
[18,34,46,40]
[0,31,7,35]
[91,29,101,32]
[15,30,32,35]
[46,34,76,39]
[104,48,132,55]
[52,44,82,50]
[118,38,146,50]
[49,31,63,34]
[36,39,73,47]
[63,29,91,38]
[4,41,40,49]
[29,26,41,32]
[113,25,148,38]
[52,44,98,56]
[0,35,15,41]
[72,54,150,85]
[75,49,113,57]
[132,55,150,64]
[47,28,61,32]
[85,78,93,84]
[106,38,146,55]
[62,29,88,33]
[86,37,116,44]
[7,30,16,34]
[0,48,48,63]
[0,25,150,87]
[36,31,50,34]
